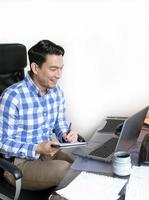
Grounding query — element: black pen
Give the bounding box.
[64,123,72,143]
[66,122,72,135]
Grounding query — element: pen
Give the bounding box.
[66,122,72,135]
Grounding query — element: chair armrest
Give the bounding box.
[0,158,22,180]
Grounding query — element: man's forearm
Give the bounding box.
[0,138,39,159]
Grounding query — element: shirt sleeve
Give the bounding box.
[53,86,69,142]
[0,90,40,160]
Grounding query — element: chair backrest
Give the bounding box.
[0,43,27,95]
[0,43,27,177]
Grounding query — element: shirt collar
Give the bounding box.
[25,72,57,97]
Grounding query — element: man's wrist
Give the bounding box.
[36,143,42,154]
[34,145,40,159]
[62,133,67,142]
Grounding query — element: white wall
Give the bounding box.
[0,0,149,139]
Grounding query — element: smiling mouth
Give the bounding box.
[50,79,58,84]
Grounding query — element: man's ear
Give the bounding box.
[30,62,39,75]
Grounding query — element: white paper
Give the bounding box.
[57,171,127,200]
[125,166,149,200]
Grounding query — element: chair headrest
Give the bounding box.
[0,43,27,74]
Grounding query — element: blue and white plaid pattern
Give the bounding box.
[0,73,69,159]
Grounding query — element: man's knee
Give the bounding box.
[54,160,71,183]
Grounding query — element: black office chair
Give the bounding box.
[0,43,55,200]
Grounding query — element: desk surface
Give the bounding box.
[49,120,149,200]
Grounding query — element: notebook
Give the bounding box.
[74,106,148,162]
[55,171,127,200]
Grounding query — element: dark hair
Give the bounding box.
[28,40,65,67]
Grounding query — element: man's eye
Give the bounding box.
[50,68,57,71]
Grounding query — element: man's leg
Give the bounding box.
[53,150,74,163]
[4,152,71,190]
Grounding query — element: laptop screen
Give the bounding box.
[115,106,148,152]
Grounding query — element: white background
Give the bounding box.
[0,0,149,139]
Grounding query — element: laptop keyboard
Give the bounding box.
[89,137,118,158]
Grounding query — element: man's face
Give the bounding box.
[34,54,63,91]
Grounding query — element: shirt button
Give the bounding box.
[43,112,47,116]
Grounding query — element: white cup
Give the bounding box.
[112,151,132,177]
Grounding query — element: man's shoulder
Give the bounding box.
[2,79,26,98]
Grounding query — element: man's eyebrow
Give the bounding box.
[49,65,64,69]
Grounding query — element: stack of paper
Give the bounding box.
[57,171,127,200]
[125,166,149,200]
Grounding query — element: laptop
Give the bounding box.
[74,106,148,162]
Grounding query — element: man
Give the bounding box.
[0,40,78,190]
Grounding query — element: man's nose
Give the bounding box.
[56,69,62,79]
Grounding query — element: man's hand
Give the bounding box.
[36,141,59,156]
[63,130,78,143]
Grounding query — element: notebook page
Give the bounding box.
[57,171,127,200]
[125,166,149,200]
